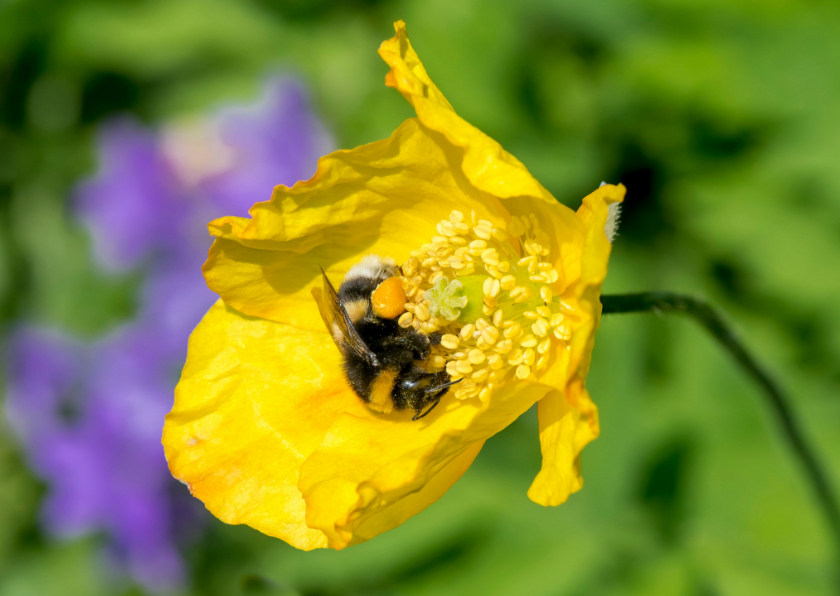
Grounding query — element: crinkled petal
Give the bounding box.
[527,183,625,506]
[378,21,555,204]
[163,300,363,550]
[299,379,556,549]
[204,117,510,329]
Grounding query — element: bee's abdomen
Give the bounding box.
[338,277,377,324]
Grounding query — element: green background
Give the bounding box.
[2,0,839,594]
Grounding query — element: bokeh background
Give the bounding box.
[1,0,839,594]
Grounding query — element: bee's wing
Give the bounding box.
[315,267,379,368]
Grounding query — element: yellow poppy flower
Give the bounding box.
[162,20,624,551]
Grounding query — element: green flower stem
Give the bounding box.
[601,292,840,586]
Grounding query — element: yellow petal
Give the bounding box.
[379,21,555,204]
[163,300,359,550]
[299,379,556,549]
[204,117,510,328]
[527,183,625,506]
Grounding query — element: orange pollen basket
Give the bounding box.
[371,276,408,319]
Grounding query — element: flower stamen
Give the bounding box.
[399,210,578,402]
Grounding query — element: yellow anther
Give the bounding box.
[486,265,503,279]
[450,236,467,245]
[473,226,492,240]
[518,255,537,268]
[515,364,531,379]
[445,361,461,378]
[520,334,537,348]
[480,248,500,266]
[524,311,539,320]
[546,269,559,283]
[507,349,524,366]
[549,313,564,327]
[483,277,501,298]
[487,354,504,370]
[449,257,465,269]
[471,369,489,383]
[532,319,549,337]
[554,323,572,341]
[479,387,491,401]
[500,275,516,290]
[449,210,464,223]
[493,339,513,354]
[537,356,548,369]
[492,309,504,328]
[420,321,439,334]
[468,240,487,256]
[456,360,473,375]
[440,334,460,349]
[468,349,486,365]
[480,326,499,345]
[508,216,526,237]
[403,259,418,277]
[430,355,446,369]
[491,227,507,242]
[398,312,414,328]
[524,241,544,256]
[537,338,552,354]
[504,322,522,339]
[475,318,489,331]
[523,349,536,366]
[437,221,457,237]
[429,270,445,284]
[459,323,476,340]
[536,306,552,319]
[540,286,553,303]
[478,219,494,229]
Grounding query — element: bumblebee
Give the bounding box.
[315,255,459,420]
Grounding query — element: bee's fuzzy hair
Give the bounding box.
[344,254,398,283]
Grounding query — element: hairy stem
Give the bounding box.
[601,292,840,586]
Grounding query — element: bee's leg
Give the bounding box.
[412,396,442,421]
[427,332,442,346]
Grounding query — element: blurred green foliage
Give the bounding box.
[1,0,839,594]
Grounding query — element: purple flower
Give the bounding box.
[75,120,189,273]
[5,76,331,592]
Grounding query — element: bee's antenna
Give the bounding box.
[412,396,442,421]
[410,378,463,421]
[425,378,462,394]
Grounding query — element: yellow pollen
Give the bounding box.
[468,349,486,365]
[398,312,414,328]
[397,209,580,403]
[441,334,460,350]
